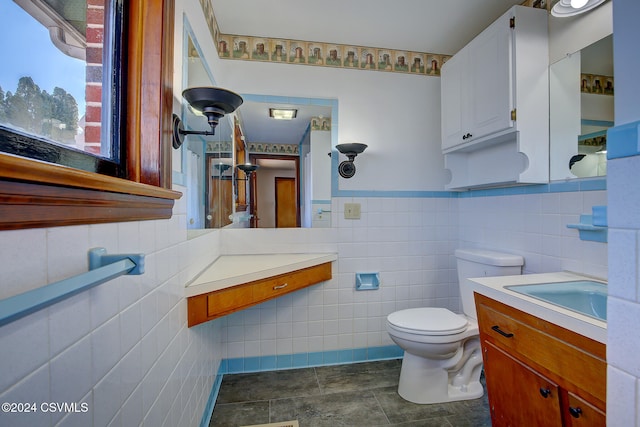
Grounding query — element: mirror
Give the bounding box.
[234,96,334,228]
[182,30,235,230]
[550,34,613,180]
[180,28,336,230]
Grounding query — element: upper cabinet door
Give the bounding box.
[441,10,514,151]
[441,50,467,150]
[467,12,514,142]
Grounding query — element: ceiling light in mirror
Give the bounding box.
[269,108,298,120]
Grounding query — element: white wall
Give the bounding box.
[214,59,450,192]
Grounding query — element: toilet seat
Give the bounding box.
[387,308,468,336]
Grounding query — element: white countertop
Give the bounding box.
[469,271,607,344]
[185,253,337,297]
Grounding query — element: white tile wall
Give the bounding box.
[608,156,640,426]
[0,187,610,425]
[458,191,608,279]
[221,191,608,361]
[0,185,224,427]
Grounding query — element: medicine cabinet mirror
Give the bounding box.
[550,34,613,180]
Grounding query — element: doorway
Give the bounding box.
[249,154,300,228]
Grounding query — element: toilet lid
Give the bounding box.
[387,308,469,336]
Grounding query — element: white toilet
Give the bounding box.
[386,248,524,404]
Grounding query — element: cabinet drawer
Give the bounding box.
[475,293,606,407]
[252,263,330,301]
[207,285,253,317]
[188,262,332,327]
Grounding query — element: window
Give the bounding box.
[0,0,180,230]
[1,0,124,175]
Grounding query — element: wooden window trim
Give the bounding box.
[0,0,181,231]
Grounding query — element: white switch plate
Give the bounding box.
[344,203,361,219]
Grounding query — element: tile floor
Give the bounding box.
[210,359,491,427]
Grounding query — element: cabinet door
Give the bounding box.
[483,341,563,427]
[441,49,467,150]
[564,392,606,427]
[467,11,514,141]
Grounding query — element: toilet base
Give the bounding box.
[397,349,484,404]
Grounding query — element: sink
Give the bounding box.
[505,280,607,321]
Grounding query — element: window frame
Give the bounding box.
[0,0,180,230]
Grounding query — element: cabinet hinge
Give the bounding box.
[511,109,517,121]
[510,17,515,28]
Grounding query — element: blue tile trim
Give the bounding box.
[336,178,607,199]
[608,120,640,159]
[199,372,224,427]
[218,345,403,374]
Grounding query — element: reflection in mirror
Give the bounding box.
[550,34,613,180]
[180,27,335,230]
[233,96,334,228]
[183,30,235,230]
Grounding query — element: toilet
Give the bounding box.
[386,248,524,404]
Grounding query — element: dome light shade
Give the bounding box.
[551,0,607,17]
[570,0,589,8]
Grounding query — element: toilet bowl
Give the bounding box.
[386,248,524,404]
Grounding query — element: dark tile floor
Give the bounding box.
[210,359,491,427]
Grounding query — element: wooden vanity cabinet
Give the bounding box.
[475,293,606,427]
[187,262,331,327]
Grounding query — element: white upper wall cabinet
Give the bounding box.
[441,6,549,190]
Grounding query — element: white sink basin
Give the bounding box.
[505,280,606,321]
[468,271,607,344]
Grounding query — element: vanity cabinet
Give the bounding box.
[475,293,606,427]
[187,261,332,327]
[441,5,549,189]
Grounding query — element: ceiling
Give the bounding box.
[213,0,525,148]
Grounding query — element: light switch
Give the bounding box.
[344,203,361,219]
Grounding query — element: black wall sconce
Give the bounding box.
[336,143,367,178]
[172,87,243,149]
[236,163,259,180]
[213,162,232,176]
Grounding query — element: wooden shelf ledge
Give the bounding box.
[186,253,337,327]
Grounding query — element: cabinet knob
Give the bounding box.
[569,407,582,418]
[462,132,473,140]
[273,283,289,290]
[539,388,551,398]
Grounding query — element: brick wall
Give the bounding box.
[84,0,105,155]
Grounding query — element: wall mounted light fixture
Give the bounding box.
[551,0,607,17]
[236,163,260,180]
[172,87,243,149]
[336,142,367,178]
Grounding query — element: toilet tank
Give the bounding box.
[455,248,524,319]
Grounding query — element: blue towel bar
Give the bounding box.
[0,247,144,327]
